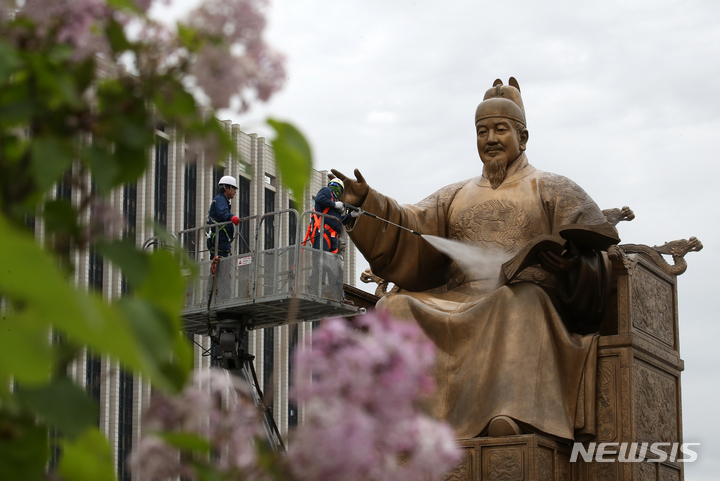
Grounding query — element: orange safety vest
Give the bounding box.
[302,206,340,254]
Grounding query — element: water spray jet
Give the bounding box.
[344,203,509,284]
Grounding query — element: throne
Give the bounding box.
[360,207,702,481]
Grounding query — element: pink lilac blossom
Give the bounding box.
[131,17,189,82]
[184,0,285,111]
[87,197,125,242]
[289,312,462,481]
[18,0,113,61]
[133,0,155,11]
[128,368,268,481]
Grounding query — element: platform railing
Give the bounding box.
[177,209,348,313]
[295,210,346,302]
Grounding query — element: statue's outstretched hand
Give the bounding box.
[330,168,369,206]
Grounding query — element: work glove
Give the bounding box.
[334,201,344,210]
[350,209,362,218]
[231,216,240,225]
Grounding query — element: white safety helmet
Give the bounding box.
[328,178,344,195]
[218,175,238,189]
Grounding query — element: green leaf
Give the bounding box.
[137,249,186,319]
[267,119,313,203]
[31,137,75,194]
[200,117,236,160]
[15,378,98,439]
[118,299,174,368]
[110,143,149,186]
[0,40,20,82]
[74,56,96,94]
[161,333,193,390]
[82,144,120,194]
[192,462,224,481]
[158,431,212,455]
[28,52,79,108]
[106,17,133,54]
[106,0,143,13]
[153,85,197,118]
[0,99,36,124]
[59,428,115,481]
[177,24,202,51]
[0,215,189,392]
[255,439,289,479]
[0,311,54,384]
[96,240,150,289]
[43,199,81,238]
[0,411,48,481]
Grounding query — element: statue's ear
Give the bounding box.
[519,128,529,150]
[493,79,503,87]
[508,77,521,92]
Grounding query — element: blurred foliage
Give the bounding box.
[268,118,313,205]
[0,0,312,480]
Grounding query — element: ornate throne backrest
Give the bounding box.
[583,207,702,481]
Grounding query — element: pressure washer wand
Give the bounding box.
[343,202,423,237]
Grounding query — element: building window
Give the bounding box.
[288,199,297,246]
[117,369,133,481]
[88,248,103,293]
[24,213,35,234]
[288,324,299,428]
[56,170,72,201]
[49,428,62,471]
[86,351,101,406]
[53,170,73,268]
[183,162,197,256]
[237,177,251,254]
[88,180,103,294]
[263,327,274,404]
[123,183,137,244]
[49,332,66,470]
[264,188,275,250]
[154,138,168,227]
[184,163,197,230]
[212,166,224,193]
[262,188,275,401]
[121,183,137,296]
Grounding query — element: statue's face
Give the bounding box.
[475,117,527,166]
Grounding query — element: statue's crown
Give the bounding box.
[476,77,526,126]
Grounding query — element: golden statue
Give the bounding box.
[333,78,619,441]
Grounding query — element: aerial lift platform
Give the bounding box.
[178,209,364,335]
[157,209,364,452]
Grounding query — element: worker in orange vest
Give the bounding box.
[303,178,359,296]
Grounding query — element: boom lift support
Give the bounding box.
[148,209,364,452]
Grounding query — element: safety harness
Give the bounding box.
[207,198,234,255]
[302,192,340,254]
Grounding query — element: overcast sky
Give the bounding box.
[160,0,719,477]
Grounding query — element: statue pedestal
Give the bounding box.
[445,434,575,481]
[445,429,683,481]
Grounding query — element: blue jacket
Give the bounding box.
[306,187,351,252]
[207,194,234,255]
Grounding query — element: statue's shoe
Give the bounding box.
[487,416,522,437]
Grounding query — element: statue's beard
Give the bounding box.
[484,158,508,190]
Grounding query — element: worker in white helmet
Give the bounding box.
[207,175,240,258]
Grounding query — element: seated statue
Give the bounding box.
[333,78,618,442]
